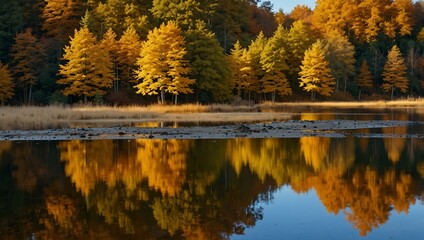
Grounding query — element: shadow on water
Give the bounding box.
[0,136,424,239]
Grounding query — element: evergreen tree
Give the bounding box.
[299,40,336,100]
[382,45,408,100]
[286,20,316,75]
[356,60,373,100]
[260,25,292,102]
[135,22,194,104]
[323,30,356,93]
[58,27,113,102]
[0,0,23,59]
[0,62,14,104]
[100,28,119,92]
[11,28,46,104]
[185,22,231,102]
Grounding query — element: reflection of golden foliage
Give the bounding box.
[418,162,424,178]
[137,139,191,197]
[382,114,408,163]
[300,113,334,120]
[308,166,415,237]
[300,137,330,171]
[226,138,305,186]
[0,141,11,156]
[45,195,79,231]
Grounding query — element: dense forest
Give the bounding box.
[0,0,423,105]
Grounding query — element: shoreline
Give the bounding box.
[0,120,419,141]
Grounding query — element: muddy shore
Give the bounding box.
[0,120,420,141]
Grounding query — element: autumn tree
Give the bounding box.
[58,27,113,102]
[356,60,373,100]
[382,45,409,100]
[299,40,336,100]
[323,30,356,92]
[229,40,252,98]
[286,20,316,75]
[117,26,142,89]
[100,28,119,92]
[135,22,194,104]
[289,5,313,22]
[260,25,292,102]
[0,62,14,104]
[247,31,268,99]
[185,22,231,102]
[11,28,46,104]
[42,0,84,45]
[94,0,150,37]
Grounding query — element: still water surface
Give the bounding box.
[0,135,423,239]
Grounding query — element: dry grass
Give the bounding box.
[262,98,424,109]
[2,99,424,130]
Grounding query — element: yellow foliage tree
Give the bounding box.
[260,25,292,102]
[229,40,252,98]
[117,26,142,88]
[100,28,119,92]
[0,62,14,104]
[382,45,408,100]
[58,27,113,102]
[134,21,194,104]
[299,40,336,100]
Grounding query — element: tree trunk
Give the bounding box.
[161,89,165,104]
[174,94,178,105]
[358,89,362,101]
[391,87,394,100]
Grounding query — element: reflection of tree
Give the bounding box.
[300,137,330,171]
[136,139,192,196]
[382,114,408,163]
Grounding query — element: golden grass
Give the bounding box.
[1,99,424,130]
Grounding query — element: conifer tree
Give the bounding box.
[323,30,356,92]
[185,22,231,102]
[134,22,194,104]
[11,28,46,104]
[286,20,316,75]
[260,25,292,102]
[101,28,119,92]
[229,40,251,97]
[382,45,408,100]
[58,27,113,102]
[356,60,373,100]
[248,32,268,97]
[117,26,141,88]
[0,62,14,104]
[299,40,336,100]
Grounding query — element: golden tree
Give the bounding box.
[0,62,14,104]
[100,28,119,92]
[382,45,408,100]
[260,25,292,102]
[135,21,194,104]
[11,28,45,104]
[356,59,373,100]
[117,26,142,88]
[58,27,113,102]
[299,40,335,100]
[229,40,251,98]
[42,0,83,45]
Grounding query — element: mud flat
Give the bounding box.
[0,120,421,141]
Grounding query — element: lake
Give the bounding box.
[0,108,424,239]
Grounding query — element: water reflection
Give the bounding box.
[0,137,423,239]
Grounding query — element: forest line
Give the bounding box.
[0,0,424,105]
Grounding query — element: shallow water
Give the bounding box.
[0,136,423,239]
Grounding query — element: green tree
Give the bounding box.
[356,60,373,100]
[58,27,113,102]
[299,40,336,100]
[0,0,23,59]
[11,28,46,104]
[185,22,231,102]
[0,62,14,104]
[323,30,356,93]
[260,25,292,102]
[382,45,408,100]
[286,20,316,75]
[135,22,194,104]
